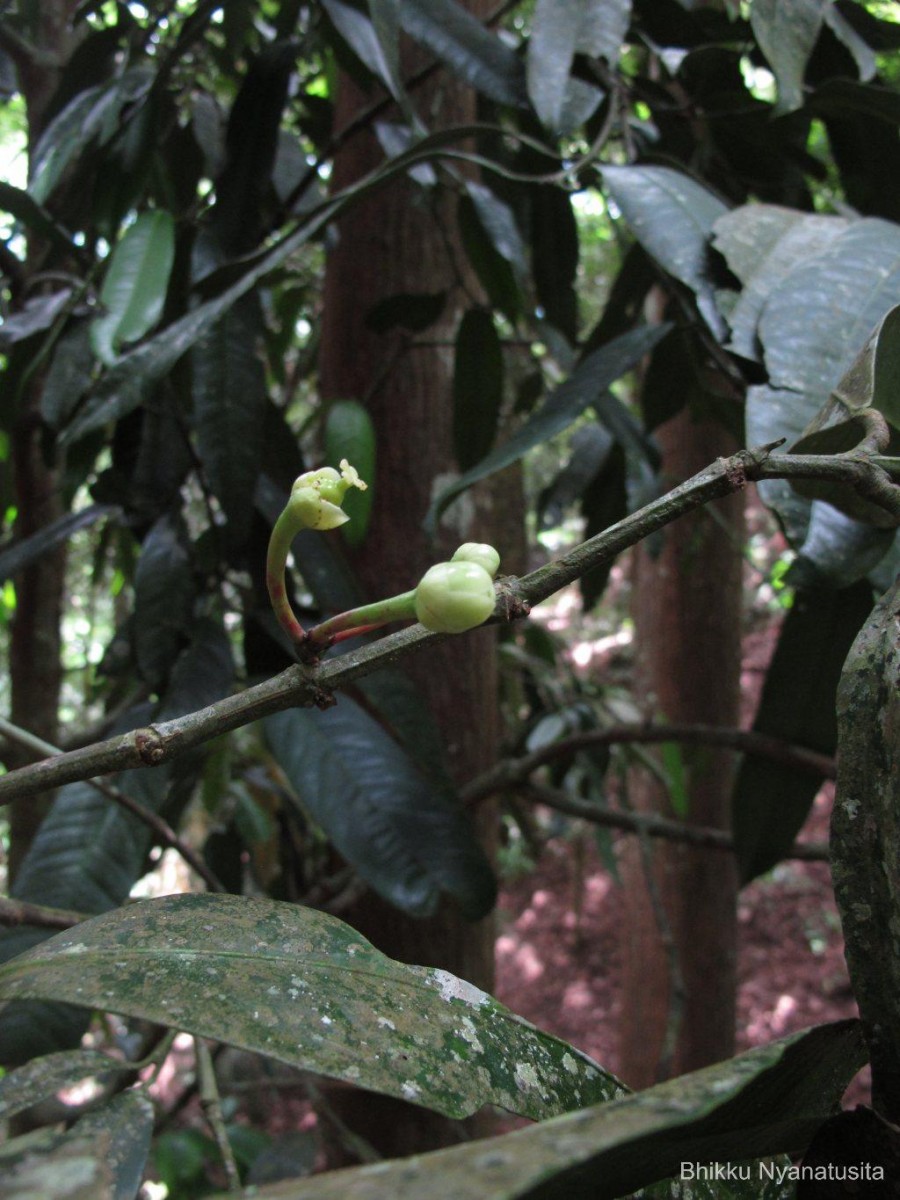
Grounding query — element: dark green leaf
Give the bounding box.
[750,0,827,114]
[458,193,522,321]
[713,206,849,362]
[40,320,96,428]
[790,504,895,590]
[158,616,234,722]
[0,894,623,1121]
[69,1090,155,1200]
[90,211,175,366]
[366,290,447,333]
[453,309,504,471]
[193,293,267,548]
[201,1021,865,1200]
[28,68,154,203]
[538,425,614,530]
[426,323,670,533]
[0,1050,132,1122]
[0,181,77,255]
[831,579,900,1115]
[0,290,72,348]
[823,4,876,81]
[265,699,496,919]
[530,184,579,342]
[133,514,195,689]
[323,399,376,547]
[579,442,627,610]
[0,505,117,584]
[399,0,527,106]
[466,181,528,279]
[526,0,622,134]
[0,1126,115,1199]
[603,164,729,338]
[732,581,874,884]
[322,0,404,101]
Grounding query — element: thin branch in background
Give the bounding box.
[0,896,87,930]
[0,440,894,806]
[517,781,830,862]
[0,717,225,893]
[196,1038,242,1194]
[461,722,836,808]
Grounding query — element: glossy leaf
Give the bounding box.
[0,893,623,1121]
[0,1049,133,1121]
[193,292,267,548]
[750,0,826,113]
[323,399,376,547]
[712,206,849,362]
[458,192,522,322]
[526,0,625,134]
[133,514,195,689]
[399,0,526,106]
[28,68,154,203]
[201,1021,865,1200]
[90,211,175,366]
[466,181,528,280]
[426,323,670,533]
[264,699,496,919]
[0,181,76,255]
[732,581,874,884]
[791,504,894,590]
[453,309,503,471]
[158,616,235,722]
[604,164,729,338]
[72,1090,155,1200]
[0,289,72,348]
[322,0,403,101]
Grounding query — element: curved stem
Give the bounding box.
[266,508,308,647]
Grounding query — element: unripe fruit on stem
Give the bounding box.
[451,542,500,578]
[414,561,497,634]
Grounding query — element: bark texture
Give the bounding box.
[619,407,745,1087]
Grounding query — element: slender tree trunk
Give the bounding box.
[619,408,744,1087]
[317,6,507,1158]
[5,2,74,884]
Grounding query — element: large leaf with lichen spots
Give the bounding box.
[0,893,623,1121]
[203,1022,864,1200]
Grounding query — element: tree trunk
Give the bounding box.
[618,407,744,1087]
[317,7,506,1159]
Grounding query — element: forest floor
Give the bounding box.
[493,617,869,1106]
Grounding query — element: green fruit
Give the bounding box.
[414,561,496,634]
[451,542,500,578]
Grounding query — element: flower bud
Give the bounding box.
[287,459,368,530]
[414,561,496,633]
[451,542,501,578]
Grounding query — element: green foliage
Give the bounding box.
[2,0,900,1193]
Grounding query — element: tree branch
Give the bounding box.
[0,440,894,806]
[0,896,87,930]
[517,781,829,862]
[460,723,836,808]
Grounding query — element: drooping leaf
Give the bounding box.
[264,699,496,919]
[732,581,874,884]
[40,320,96,428]
[578,440,628,611]
[0,289,73,348]
[323,399,376,547]
[712,206,849,362]
[0,1127,115,1200]
[0,698,175,1064]
[426,323,670,533]
[0,1050,133,1122]
[399,0,527,106]
[0,505,117,583]
[133,514,195,689]
[28,68,154,203]
[158,616,235,722]
[0,181,77,256]
[823,3,876,81]
[790,503,895,590]
[831,579,900,1117]
[193,292,267,548]
[526,0,623,134]
[453,309,504,471]
[466,181,528,279]
[458,193,522,322]
[750,0,828,114]
[0,893,623,1121]
[322,0,404,102]
[200,1021,864,1200]
[603,164,729,338]
[71,1090,155,1200]
[530,183,580,343]
[89,210,175,366]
